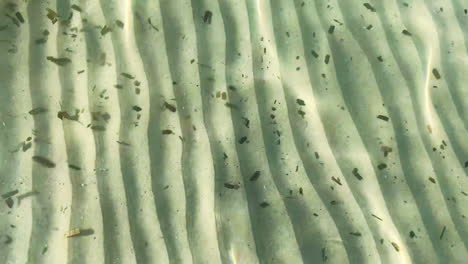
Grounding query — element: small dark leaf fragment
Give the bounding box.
[47,56,71,66]
[321,248,328,262]
[15,12,24,23]
[162,129,173,135]
[46,9,59,24]
[224,102,238,110]
[377,115,389,121]
[250,171,261,181]
[331,177,342,186]
[391,242,400,252]
[259,202,270,208]
[381,146,393,157]
[432,68,441,79]
[371,214,383,221]
[68,164,81,170]
[22,142,32,152]
[324,54,330,64]
[377,163,387,170]
[352,168,363,180]
[132,105,142,112]
[409,231,416,238]
[3,235,12,245]
[238,136,247,144]
[121,73,134,79]
[328,25,335,34]
[311,50,319,58]
[115,20,124,28]
[5,197,14,208]
[101,25,112,35]
[349,232,362,237]
[439,226,446,240]
[71,4,82,12]
[402,29,412,36]
[242,117,250,128]
[91,125,106,131]
[32,156,56,168]
[1,190,19,199]
[29,107,48,115]
[117,141,131,146]
[296,98,305,106]
[203,10,213,24]
[298,110,305,118]
[224,183,240,190]
[429,177,436,184]
[148,18,159,31]
[164,102,176,112]
[363,3,376,12]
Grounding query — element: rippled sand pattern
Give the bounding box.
[0,0,467,263]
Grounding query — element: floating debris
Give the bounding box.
[377,163,387,170]
[57,110,79,121]
[68,164,81,171]
[439,226,446,240]
[352,168,363,180]
[259,202,270,208]
[46,56,71,66]
[321,248,328,262]
[432,68,441,79]
[381,146,393,157]
[46,8,59,24]
[371,214,383,221]
[331,177,342,186]
[117,141,131,146]
[5,197,14,208]
[71,4,82,12]
[121,73,134,79]
[65,229,81,238]
[203,10,213,24]
[224,183,240,190]
[3,235,12,245]
[101,25,112,35]
[90,125,106,131]
[377,115,389,121]
[238,136,247,144]
[32,156,56,168]
[28,107,48,115]
[311,50,319,58]
[164,102,176,112]
[298,110,305,118]
[349,232,362,237]
[115,20,124,28]
[363,3,376,12]
[132,105,142,112]
[402,29,412,36]
[162,129,173,135]
[428,177,436,184]
[224,102,238,110]
[296,98,305,106]
[250,171,261,181]
[1,190,19,200]
[390,242,400,252]
[15,12,24,23]
[148,18,159,31]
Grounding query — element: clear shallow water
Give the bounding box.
[0,0,467,263]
